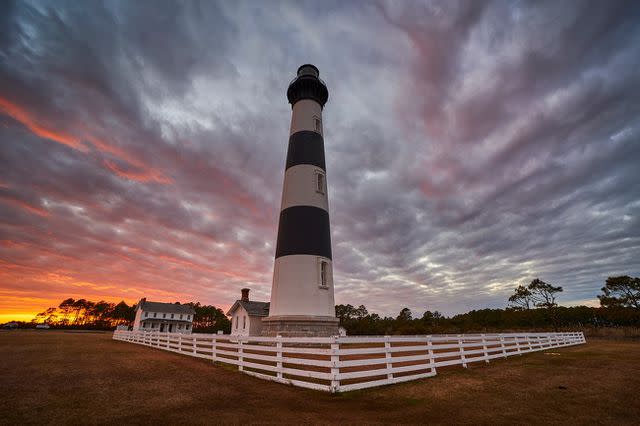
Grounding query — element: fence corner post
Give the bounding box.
[276,335,283,380]
[384,335,393,381]
[457,334,467,368]
[330,336,340,393]
[499,334,507,358]
[481,333,489,364]
[427,335,436,375]
[212,335,217,363]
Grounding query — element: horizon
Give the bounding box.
[0,290,604,324]
[1,1,639,323]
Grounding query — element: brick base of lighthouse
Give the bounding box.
[261,316,340,337]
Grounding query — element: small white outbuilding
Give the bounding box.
[226,289,270,336]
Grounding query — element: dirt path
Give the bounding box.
[1,331,638,424]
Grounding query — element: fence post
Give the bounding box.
[481,334,489,364]
[526,334,532,352]
[212,336,217,362]
[458,335,467,368]
[499,335,507,358]
[427,336,436,375]
[238,338,244,372]
[330,336,340,393]
[515,335,522,355]
[178,334,182,353]
[384,336,393,381]
[276,335,283,380]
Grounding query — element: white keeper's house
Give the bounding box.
[226,289,270,336]
[133,298,196,333]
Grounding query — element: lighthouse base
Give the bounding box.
[261,315,340,337]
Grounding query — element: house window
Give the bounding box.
[315,171,325,194]
[187,315,191,321]
[143,322,147,328]
[144,312,148,318]
[171,313,174,319]
[153,312,157,318]
[319,260,329,288]
[186,324,190,330]
[151,323,155,328]
[180,314,183,320]
[178,324,182,330]
[243,316,246,329]
[235,316,238,329]
[313,116,321,133]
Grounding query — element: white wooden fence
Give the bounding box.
[113,330,585,393]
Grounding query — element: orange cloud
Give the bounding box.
[0,195,49,216]
[0,97,171,185]
[103,159,172,184]
[0,97,87,152]
[83,133,172,185]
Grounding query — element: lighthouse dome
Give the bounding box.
[287,64,329,108]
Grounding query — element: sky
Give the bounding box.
[1,0,639,322]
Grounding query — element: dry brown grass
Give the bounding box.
[1,330,639,425]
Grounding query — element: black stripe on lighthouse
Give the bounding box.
[275,206,332,259]
[285,131,325,171]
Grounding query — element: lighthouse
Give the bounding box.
[261,64,339,337]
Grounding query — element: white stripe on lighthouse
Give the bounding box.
[269,255,335,317]
[280,164,328,211]
[290,99,323,136]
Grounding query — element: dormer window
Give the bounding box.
[315,170,325,194]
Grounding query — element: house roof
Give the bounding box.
[138,300,195,315]
[226,300,270,317]
[141,318,191,324]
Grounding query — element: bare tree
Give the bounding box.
[508,285,533,310]
[599,276,640,309]
[528,279,563,309]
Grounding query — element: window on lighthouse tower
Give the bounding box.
[313,116,322,133]
[316,171,325,194]
[319,260,329,288]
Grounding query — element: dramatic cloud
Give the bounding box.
[1,0,639,320]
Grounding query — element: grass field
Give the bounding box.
[1,331,639,424]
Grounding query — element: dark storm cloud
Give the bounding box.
[1,0,638,317]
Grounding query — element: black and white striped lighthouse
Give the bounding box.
[262,64,339,337]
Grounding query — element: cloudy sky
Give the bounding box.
[1,0,639,321]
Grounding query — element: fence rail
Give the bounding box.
[113,330,586,392]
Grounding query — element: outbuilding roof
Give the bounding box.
[138,299,196,315]
[226,300,270,317]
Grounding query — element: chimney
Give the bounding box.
[241,288,250,302]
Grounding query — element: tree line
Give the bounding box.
[13,275,639,335]
[336,275,640,335]
[27,298,231,333]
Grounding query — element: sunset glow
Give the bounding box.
[1,1,639,322]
